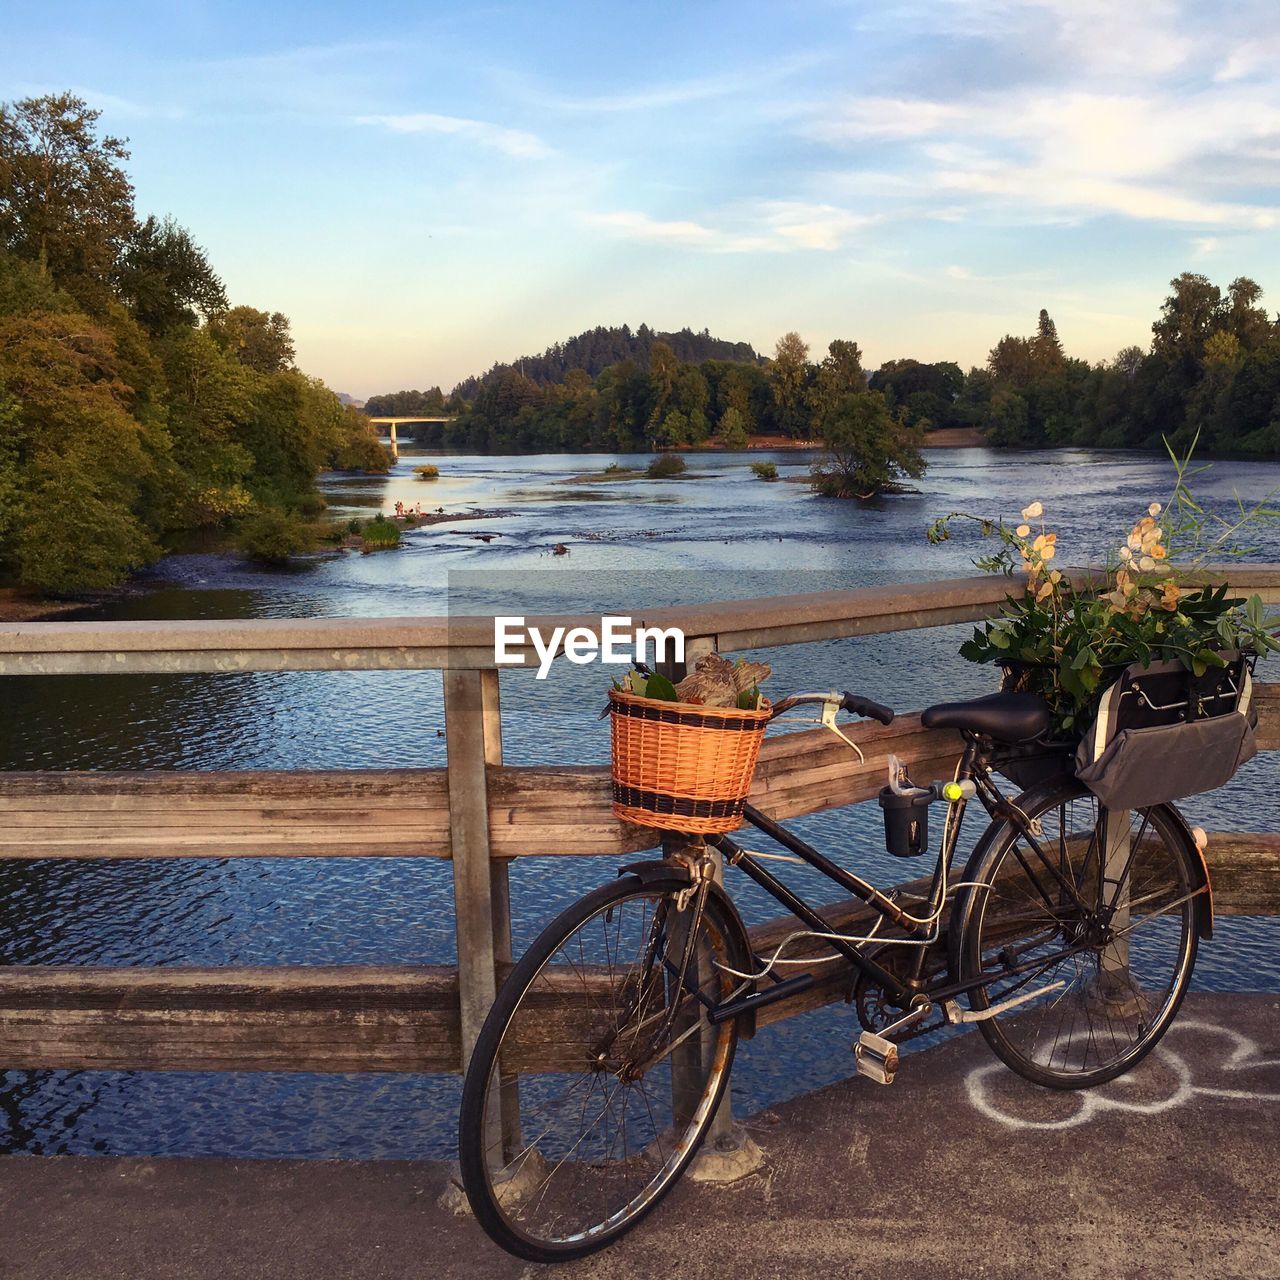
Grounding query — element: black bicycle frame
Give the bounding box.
[693,736,1099,1021]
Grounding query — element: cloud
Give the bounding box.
[810,97,962,143]
[584,211,721,248]
[584,201,873,254]
[355,112,553,159]
[871,0,1194,82]
[1192,237,1219,257]
[503,54,825,115]
[756,201,876,250]
[1215,35,1280,83]
[809,84,1280,230]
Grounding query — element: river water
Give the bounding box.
[2,447,1279,1158]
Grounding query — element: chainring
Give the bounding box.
[853,944,945,1038]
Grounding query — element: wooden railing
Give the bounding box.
[1,568,1278,1076]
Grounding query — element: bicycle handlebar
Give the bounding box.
[839,692,895,725]
[769,690,895,725]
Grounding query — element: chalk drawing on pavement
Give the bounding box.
[966,1020,1280,1131]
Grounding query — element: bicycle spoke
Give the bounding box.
[966,785,1197,1086]
[463,882,738,1256]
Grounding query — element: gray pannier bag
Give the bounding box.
[1075,652,1258,811]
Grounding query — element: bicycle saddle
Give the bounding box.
[920,691,1052,743]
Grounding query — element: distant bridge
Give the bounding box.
[367,416,458,458]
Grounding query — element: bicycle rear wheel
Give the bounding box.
[458,872,746,1262]
[957,778,1199,1089]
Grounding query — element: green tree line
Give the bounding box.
[388,274,1280,460]
[975,276,1280,454]
[0,93,387,593]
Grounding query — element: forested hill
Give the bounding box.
[450,325,760,399]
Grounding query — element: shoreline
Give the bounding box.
[0,506,515,622]
[0,589,109,623]
[662,428,988,452]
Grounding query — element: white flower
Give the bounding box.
[1138,555,1156,571]
[1118,546,1132,560]
[1021,501,1044,521]
[1148,502,1162,517]
[1015,524,1031,537]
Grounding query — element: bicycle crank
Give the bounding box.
[853,1002,932,1085]
[942,980,1065,1025]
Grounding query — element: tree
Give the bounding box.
[0,309,161,588]
[1152,273,1221,360]
[657,408,690,446]
[118,215,227,334]
[1225,277,1271,352]
[0,386,22,576]
[715,365,757,432]
[1203,330,1241,369]
[987,334,1038,388]
[869,358,964,429]
[0,94,135,297]
[769,331,812,436]
[645,340,679,439]
[208,305,295,373]
[1031,309,1064,373]
[811,339,865,421]
[1112,345,1145,379]
[717,405,750,449]
[810,391,925,497]
[159,325,255,526]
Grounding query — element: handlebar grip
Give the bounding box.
[840,692,895,725]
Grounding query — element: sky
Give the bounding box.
[3,0,1280,398]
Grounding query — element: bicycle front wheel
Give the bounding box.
[957,778,1199,1089]
[458,872,746,1262]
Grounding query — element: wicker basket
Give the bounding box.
[608,688,771,834]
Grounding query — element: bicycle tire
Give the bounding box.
[458,872,748,1262]
[954,777,1199,1090]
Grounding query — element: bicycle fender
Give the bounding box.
[616,860,759,1039]
[617,859,691,887]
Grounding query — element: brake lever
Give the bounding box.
[821,699,865,763]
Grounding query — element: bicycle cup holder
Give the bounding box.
[878,786,932,858]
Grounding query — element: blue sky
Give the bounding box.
[4,0,1280,397]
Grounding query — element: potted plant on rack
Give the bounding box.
[927,442,1280,788]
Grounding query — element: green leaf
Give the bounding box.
[1070,646,1096,671]
[644,671,679,701]
[736,686,760,710]
[1191,648,1228,677]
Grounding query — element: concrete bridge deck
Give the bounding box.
[1,993,1276,1280]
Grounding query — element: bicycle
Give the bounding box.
[458,687,1210,1262]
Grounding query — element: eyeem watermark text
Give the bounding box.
[494,616,684,679]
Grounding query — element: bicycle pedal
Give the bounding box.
[853,1030,899,1085]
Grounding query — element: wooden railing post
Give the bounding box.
[444,669,499,1066]
[479,669,523,1156]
